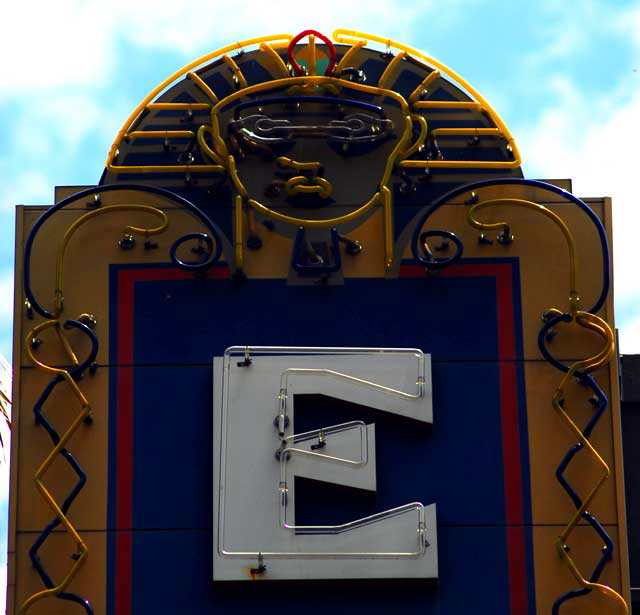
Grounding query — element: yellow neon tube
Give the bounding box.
[54,205,169,316]
[20,320,93,614]
[223,54,248,89]
[259,42,290,78]
[146,103,210,111]
[576,312,615,370]
[107,164,224,174]
[408,70,440,105]
[247,192,380,228]
[285,176,333,198]
[286,80,340,95]
[25,323,90,391]
[309,33,317,76]
[334,39,366,73]
[211,75,411,116]
[413,101,482,110]
[551,313,626,613]
[276,157,322,171]
[431,128,503,137]
[54,322,79,366]
[467,198,579,313]
[332,29,522,167]
[333,33,370,46]
[197,125,225,166]
[378,52,406,90]
[210,113,229,158]
[227,155,249,199]
[400,159,520,170]
[234,195,244,270]
[106,33,293,168]
[401,114,428,159]
[187,71,220,104]
[380,114,413,187]
[381,185,394,269]
[126,130,195,140]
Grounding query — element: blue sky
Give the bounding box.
[0,0,639,608]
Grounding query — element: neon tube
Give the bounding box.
[285,176,333,198]
[234,195,244,270]
[381,185,394,268]
[408,70,440,104]
[222,54,248,89]
[106,34,293,168]
[187,71,220,104]
[146,102,210,111]
[467,198,580,314]
[54,204,169,316]
[20,321,93,614]
[126,130,195,140]
[259,42,290,78]
[378,52,406,89]
[276,157,322,171]
[332,29,521,168]
[335,39,366,73]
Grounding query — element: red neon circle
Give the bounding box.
[287,29,337,77]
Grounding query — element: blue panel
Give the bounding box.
[239,59,276,86]
[131,365,211,529]
[205,71,234,100]
[131,527,509,614]
[393,68,424,100]
[132,275,498,364]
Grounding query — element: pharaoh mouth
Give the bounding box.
[285,175,333,198]
[265,175,334,200]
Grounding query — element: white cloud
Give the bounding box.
[116,0,442,55]
[0,170,52,210]
[10,92,123,163]
[0,89,129,213]
[0,273,13,325]
[0,1,114,93]
[621,313,640,354]
[0,565,5,614]
[518,74,640,350]
[529,0,634,64]
[0,270,14,362]
[0,0,445,95]
[612,3,640,49]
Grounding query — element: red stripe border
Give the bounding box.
[114,267,229,614]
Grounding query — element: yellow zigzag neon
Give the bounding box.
[466,197,628,614]
[21,205,169,614]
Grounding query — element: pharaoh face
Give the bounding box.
[208,42,413,221]
[225,95,401,208]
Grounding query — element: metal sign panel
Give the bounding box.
[213,347,437,580]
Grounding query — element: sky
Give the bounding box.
[0,0,639,610]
